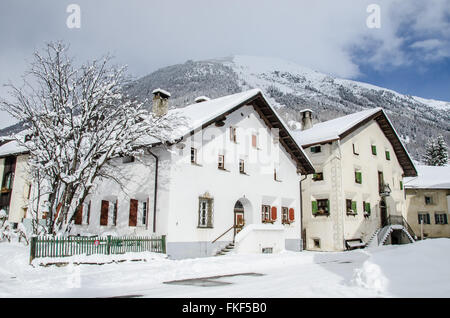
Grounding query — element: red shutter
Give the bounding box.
[75,205,83,225]
[289,208,295,221]
[271,206,277,221]
[252,135,257,148]
[129,199,138,227]
[100,200,109,226]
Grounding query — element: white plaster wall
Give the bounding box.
[303,120,408,251]
[166,105,302,251]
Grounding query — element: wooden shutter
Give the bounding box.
[271,206,277,220]
[371,145,377,155]
[355,172,362,184]
[312,201,318,214]
[352,201,357,213]
[100,200,109,226]
[252,134,257,148]
[365,202,371,213]
[385,151,390,160]
[289,208,295,221]
[400,181,403,190]
[75,205,83,225]
[129,199,138,226]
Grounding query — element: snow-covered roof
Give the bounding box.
[292,107,382,147]
[0,140,28,158]
[404,165,450,189]
[166,89,314,174]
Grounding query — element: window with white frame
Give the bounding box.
[198,197,213,228]
[239,159,245,174]
[230,127,237,143]
[218,154,225,170]
[261,205,271,222]
[138,201,147,226]
[191,147,197,164]
[435,213,448,225]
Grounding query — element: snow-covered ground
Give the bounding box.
[1,239,449,298]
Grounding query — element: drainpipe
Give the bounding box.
[299,174,308,251]
[148,149,159,233]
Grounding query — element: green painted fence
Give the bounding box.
[29,235,166,263]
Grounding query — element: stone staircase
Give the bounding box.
[215,242,235,256]
[366,228,382,247]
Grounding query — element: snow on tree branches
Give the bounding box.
[422,135,449,166]
[0,41,185,234]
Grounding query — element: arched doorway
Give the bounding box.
[234,200,245,237]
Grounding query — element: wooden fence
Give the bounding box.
[29,235,166,263]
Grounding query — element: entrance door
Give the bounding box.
[234,201,245,237]
[380,198,387,227]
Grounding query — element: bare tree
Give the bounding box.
[1,41,183,234]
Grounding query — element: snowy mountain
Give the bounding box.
[125,55,449,161]
[1,55,448,161]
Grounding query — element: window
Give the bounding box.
[418,213,430,224]
[310,146,321,153]
[425,196,433,205]
[282,207,289,224]
[139,201,147,226]
[191,147,197,164]
[83,202,91,225]
[312,199,329,215]
[239,159,245,174]
[3,172,14,190]
[385,150,391,160]
[313,238,321,248]
[371,145,377,155]
[261,205,273,223]
[218,154,225,170]
[274,168,278,181]
[435,213,448,225]
[313,172,323,181]
[122,156,135,164]
[346,199,357,215]
[355,171,362,184]
[198,197,213,228]
[230,127,237,143]
[353,143,359,155]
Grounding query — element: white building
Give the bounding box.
[292,108,418,251]
[0,88,315,259]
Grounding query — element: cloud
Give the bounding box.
[0,0,449,128]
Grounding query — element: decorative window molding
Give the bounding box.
[198,194,214,228]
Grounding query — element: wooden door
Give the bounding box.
[100,200,109,226]
[129,199,138,226]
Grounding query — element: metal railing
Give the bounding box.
[212,225,235,244]
[377,215,416,245]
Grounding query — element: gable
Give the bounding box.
[172,91,315,175]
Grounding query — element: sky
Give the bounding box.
[0,0,449,129]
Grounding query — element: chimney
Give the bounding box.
[152,88,171,116]
[300,109,314,131]
[194,96,211,103]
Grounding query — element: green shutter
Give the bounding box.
[327,200,330,213]
[355,171,362,184]
[351,201,357,213]
[385,151,390,160]
[312,201,318,214]
[400,181,403,190]
[371,145,377,155]
[365,202,371,213]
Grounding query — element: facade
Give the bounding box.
[404,165,450,239]
[0,89,315,259]
[292,108,417,251]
